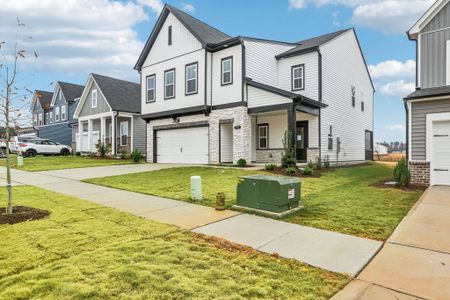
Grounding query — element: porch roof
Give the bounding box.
[404,86,450,100]
[245,78,327,109]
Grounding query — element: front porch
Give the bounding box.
[75,112,134,155]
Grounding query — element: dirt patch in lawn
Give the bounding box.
[371,180,427,192]
[0,206,50,225]
[268,163,373,178]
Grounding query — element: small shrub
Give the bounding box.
[315,157,323,170]
[131,149,141,163]
[281,131,297,168]
[307,160,314,169]
[75,151,81,157]
[119,151,128,160]
[265,164,277,171]
[324,155,330,169]
[96,143,110,158]
[303,166,313,176]
[393,157,411,186]
[237,158,247,168]
[285,167,297,176]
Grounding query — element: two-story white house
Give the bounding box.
[405,0,450,186]
[135,4,374,165]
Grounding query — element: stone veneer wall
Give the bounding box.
[256,149,283,163]
[409,161,430,186]
[307,148,320,163]
[146,106,252,164]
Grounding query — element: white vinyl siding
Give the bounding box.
[164,69,175,99]
[146,75,156,102]
[320,30,374,162]
[247,85,292,108]
[91,89,97,108]
[185,63,198,95]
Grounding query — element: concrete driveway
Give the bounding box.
[332,186,450,300]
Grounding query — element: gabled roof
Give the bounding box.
[245,78,327,109]
[58,82,85,102]
[404,85,450,100]
[91,73,141,113]
[408,0,449,39]
[134,4,230,70]
[31,90,53,111]
[275,29,350,59]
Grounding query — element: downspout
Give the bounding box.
[404,99,409,161]
[112,111,118,155]
[204,49,209,115]
[241,40,246,105]
[317,49,323,161]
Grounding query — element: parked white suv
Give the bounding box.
[17,139,72,157]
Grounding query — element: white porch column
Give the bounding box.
[88,119,93,152]
[100,117,106,145]
[130,116,134,152]
[111,113,116,155]
[78,120,83,152]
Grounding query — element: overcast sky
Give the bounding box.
[0,0,434,142]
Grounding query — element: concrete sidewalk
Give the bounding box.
[1,165,381,277]
[332,186,450,299]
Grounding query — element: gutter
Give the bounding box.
[403,100,409,161]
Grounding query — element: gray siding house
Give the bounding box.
[31,82,84,146]
[405,0,450,186]
[73,73,146,155]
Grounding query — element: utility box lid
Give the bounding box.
[239,175,300,185]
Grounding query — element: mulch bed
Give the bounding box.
[371,180,427,191]
[268,166,334,178]
[0,206,51,225]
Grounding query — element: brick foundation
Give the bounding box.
[409,160,430,186]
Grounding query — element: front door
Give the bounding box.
[296,121,308,162]
[365,130,373,160]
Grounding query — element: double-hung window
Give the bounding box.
[120,121,128,146]
[55,107,60,122]
[45,112,49,125]
[39,113,43,126]
[221,57,233,85]
[61,105,66,121]
[292,65,304,91]
[92,89,97,108]
[258,124,268,149]
[146,75,156,102]
[168,25,172,46]
[164,69,175,99]
[185,62,198,95]
[50,111,53,123]
[351,85,356,107]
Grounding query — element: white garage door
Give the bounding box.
[156,126,209,164]
[432,120,450,186]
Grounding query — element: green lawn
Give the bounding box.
[86,163,423,240]
[0,186,348,299]
[0,155,137,172]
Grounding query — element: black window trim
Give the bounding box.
[361,100,365,112]
[221,56,233,86]
[291,64,305,91]
[258,123,269,150]
[168,25,172,46]
[146,74,156,103]
[185,61,198,96]
[164,68,176,100]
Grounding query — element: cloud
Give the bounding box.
[368,60,415,80]
[288,0,434,34]
[384,124,406,131]
[0,0,162,80]
[180,2,195,12]
[379,80,415,96]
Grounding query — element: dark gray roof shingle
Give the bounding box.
[92,74,141,113]
[275,29,350,59]
[35,90,53,109]
[58,81,85,102]
[405,86,450,100]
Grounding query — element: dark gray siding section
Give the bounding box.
[133,115,147,154]
[68,100,79,124]
[411,98,450,160]
[420,1,450,88]
[36,123,72,146]
[79,82,111,117]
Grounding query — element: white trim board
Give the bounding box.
[426,112,450,185]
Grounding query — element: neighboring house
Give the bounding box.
[375,143,389,155]
[73,73,145,155]
[405,0,450,186]
[135,4,374,164]
[31,82,84,145]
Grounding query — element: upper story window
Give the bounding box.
[291,64,304,91]
[58,90,62,102]
[50,111,53,123]
[258,124,268,149]
[33,114,37,126]
[168,25,172,46]
[361,101,365,112]
[38,113,43,126]
[55,107,60,122]
[221,57,233,85]
[185,62,198,95]
[146,74,156,103]
[45,112,49,125]
[351,85,356,107]
[61,105,66,120]
[164,69,175,99]
[92,89,97,108]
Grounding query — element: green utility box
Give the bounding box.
[236,175,300,213]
